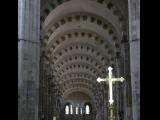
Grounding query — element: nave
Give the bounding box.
[18,0,140,120]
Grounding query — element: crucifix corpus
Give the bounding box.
[97,66,125,120]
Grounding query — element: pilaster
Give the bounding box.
[128,0,140,120]
[18,0,40,120]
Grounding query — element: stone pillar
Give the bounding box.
[50,79,55,119]
[48,73,53,120]
[45,66,51,120]
[120,35,133,120]
[103,85,108,120]
[18,0,40,120]
[39,56,46,120]
[128,0,140,120]
[125,44,133,120]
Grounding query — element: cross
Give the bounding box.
[97,66,125,105]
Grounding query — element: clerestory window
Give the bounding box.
[85,105,90,114]
[65,105,69,114]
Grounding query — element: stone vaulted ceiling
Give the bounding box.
[40,0,128,107]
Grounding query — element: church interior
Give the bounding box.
[18,0,140,120]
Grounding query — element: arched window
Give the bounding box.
[85,105,90,114]
[70,105,73,114]
[76,106,79,114]
[80,108,83,114]
[65,105,69,114]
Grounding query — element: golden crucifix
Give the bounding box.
[97,66,125,120]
